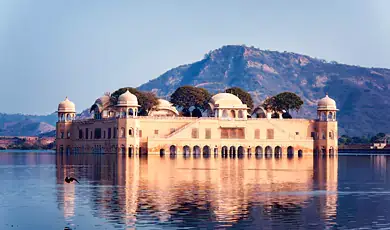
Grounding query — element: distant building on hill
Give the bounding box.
[371,139,387,149]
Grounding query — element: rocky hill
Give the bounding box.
[0,113,56,136]
[138,45,390,136]
[0,109,94,137]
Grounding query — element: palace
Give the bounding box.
[56,91,338,156]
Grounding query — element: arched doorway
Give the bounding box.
[321,146,326,155]
[230,110,236,118]
[329,147,334,156]
[183,145,190,156]
[221,146,228,156]
[203,145,210,156]
[170,145,177,155]
[238,146,244,156]
[265,146,272,156]
[298,149,303,157]
[128,146,133,156]
[214,147,218,156]
[287,146,294,156]
[229,146,236,157]
[159,148,165,156]
[275,146,282,156]
[193,145,201,156]
[255,146,263,155]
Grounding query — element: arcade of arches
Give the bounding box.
[159,145,306,157]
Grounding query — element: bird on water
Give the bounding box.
[65,176,80,184]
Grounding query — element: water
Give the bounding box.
[0,152,390,229]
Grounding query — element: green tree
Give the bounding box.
[338,135,352,145]
[170,86,211,116]
[262,92,304,114]
[111,87,159,115]
[370,132,387,143]
[225,87,254,109]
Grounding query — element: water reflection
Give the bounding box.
[54,154,339,229]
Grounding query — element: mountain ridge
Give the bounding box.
[138,45,390,136]
[1,45,389,137]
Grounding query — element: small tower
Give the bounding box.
[115,90,141,155]
[314,94,338,155]
[58,97,76,122]
[116,90,140,118]
[56,97,76,154]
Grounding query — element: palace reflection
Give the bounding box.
[55,154,339,228]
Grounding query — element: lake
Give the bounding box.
[0,152,390,229]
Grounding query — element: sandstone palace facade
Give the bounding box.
[56,91,338,156]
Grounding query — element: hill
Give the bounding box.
[138,45,390,136]
[0,113,57,136]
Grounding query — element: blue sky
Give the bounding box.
[1,0,389,114]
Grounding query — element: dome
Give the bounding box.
[153,99,179,115]
[95,95,111,106]
[117,90,139,107]
[209,93,244,108]
[317,94,337,110]
[58,97,76,113]
[157,99,173,107]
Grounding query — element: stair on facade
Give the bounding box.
[165,118,200,139]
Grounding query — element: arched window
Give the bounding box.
[120,127,125,138]
[129,128,133,136]
[329,131,334,139]
[328,112,333,120]
[128,108,134,116]
[78,129,83,139]
[230,110,236,118]
[322,131,326,140]
[222,110,228,118]
[66,114,71,121]
[329,147,335,155]
[238,110,244,118]
[321,112,327,121]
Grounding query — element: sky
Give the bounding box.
[0,0,389,114]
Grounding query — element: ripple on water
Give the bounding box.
[3,154,390,229]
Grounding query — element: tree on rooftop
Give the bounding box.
[263,92,304,114]
[225,87,254,109]
[111,87,159,116]
[170,86,211,116]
